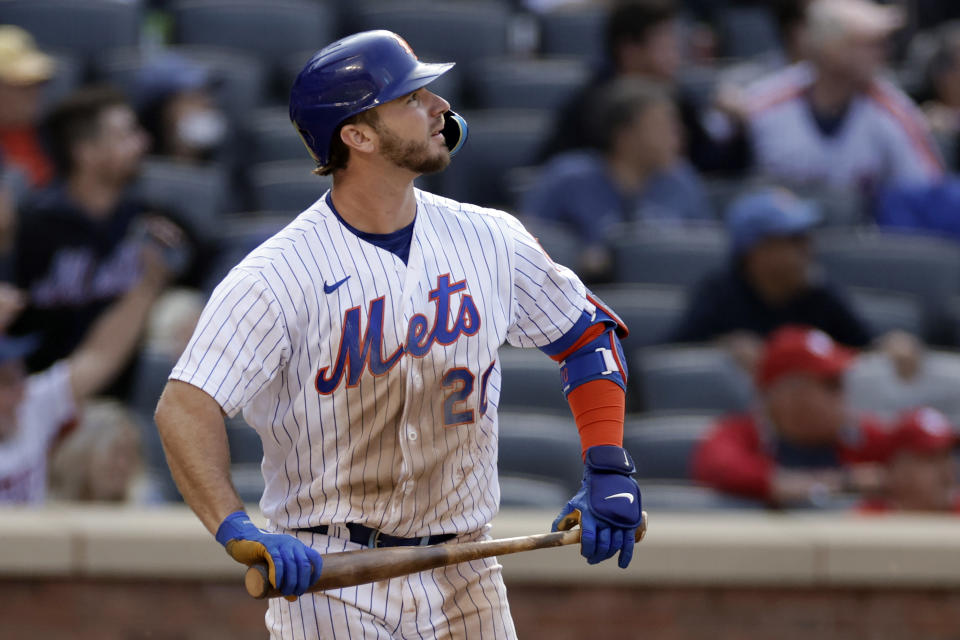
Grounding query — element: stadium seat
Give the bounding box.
[354,2,511,69]
[716,6,782,59]
[41,53,83,111]
[498,411,583,491]
[637,483,765,511]
[846,288,926,339]
[439,109,552,207]
[251,161,331,213]
[172,0,337,75]
[246,107,309,164]
[96,46,268,125]
[473,58,589,110]
[608,222,727,287]
[226,416,263,464]
[231,463,266,503]
[538,5,608,60]
[0,0,141,64]
[847,350,960,426]
[623,412,715,480]
[518,217,580,271]
[589,284,688,347]
[497,346,567,415]
[204,214,293,291]
[134,158,229,242]
[129,350,179,500]
[498,474,570,508]
[632,345,754,414]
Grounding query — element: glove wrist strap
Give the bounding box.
[215,510,251,546]
[585,445,636,475]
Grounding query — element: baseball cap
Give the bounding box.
[135,53,215,112]
[807,0,904,41]
[884,407,956,460]
[0,25,54,86]
[0,333,38,365]
[727,188,821,255]
[756,325,855,389]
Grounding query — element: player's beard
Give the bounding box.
[376,123,450,175]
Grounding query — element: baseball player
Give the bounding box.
[155,30,642,639]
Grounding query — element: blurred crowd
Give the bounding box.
[1,0,959,516]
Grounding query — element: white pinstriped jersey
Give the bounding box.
[747,62,943,190]
[171,188,591,536]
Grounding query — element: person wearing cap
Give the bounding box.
[859,407,959,513]
[135,53,228,165]
[11,86,189,383]
[745,0,942,192]
[0,25,55,188]
[667,186,922,378]
[0,242,170,503]
[691,324,889,507]
[522,77,712,281]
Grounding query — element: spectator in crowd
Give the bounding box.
[746,0,943,193]
[538,0,752,175]
[48,399,144,503]
[522,78,712,281]
[920,22,960,166]
[135,53,228,166]
[860,407,959,513]
[11,86,189,376]
[0,177,15,281]
[692,325,889,507]
[144,287,205,361]
[667,188,922,378]
[0,25,55,189]
[859,407,959,513]
[0,243,170,504]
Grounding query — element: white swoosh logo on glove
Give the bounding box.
[603,492,635,504]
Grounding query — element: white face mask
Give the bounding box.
[175,109,227,150]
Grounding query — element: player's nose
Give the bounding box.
[427,90,450,116]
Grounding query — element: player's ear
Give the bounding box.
[339,123,376,155]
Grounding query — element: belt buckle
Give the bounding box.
[368,529,383,549]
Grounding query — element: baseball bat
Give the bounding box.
[245,511,647,599]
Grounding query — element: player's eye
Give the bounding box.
[408,91,419,103]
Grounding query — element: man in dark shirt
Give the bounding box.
[538,0,751,175]
[668,187,921,377]
[12,87,184,377]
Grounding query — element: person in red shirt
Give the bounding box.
[0,26,55,188]
[859,407,960,514]
[692,325,888,507]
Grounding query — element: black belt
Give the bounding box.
[296,523,457,549]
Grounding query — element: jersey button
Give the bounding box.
[407,430,418,441]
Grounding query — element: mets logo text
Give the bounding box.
[315,274,480,393]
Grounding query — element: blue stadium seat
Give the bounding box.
[96,46,269,126]
[173,0,337,74]
[497,346,567,415]
[847,288,926,339]
[498,474,570,508]
[473,58,590,110]
[632,345,754,414]
[623,412,715,480]
[251,160,331,213]
[0,0,141,64]
[609,222,727,287]
[589,284,688,348]
[134,158,229,242]
[518,217,580,271]
[716,6,782,59]
[355,2,511,69]
[498,411,583,491]
[246,107,309,164]
[439,109,551,207]
[538,5,608,60]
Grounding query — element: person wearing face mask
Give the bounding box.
[135,53,228,165]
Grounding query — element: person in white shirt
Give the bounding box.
[747,0,943,193]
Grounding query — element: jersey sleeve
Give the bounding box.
[502,216,593,349]
[170,268,290,417]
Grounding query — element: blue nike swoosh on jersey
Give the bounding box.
[323,276,350,294]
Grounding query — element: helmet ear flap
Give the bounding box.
[441,110,468,157]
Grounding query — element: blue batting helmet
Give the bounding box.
[289,30,468,167]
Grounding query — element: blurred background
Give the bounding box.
[3,0,960,638]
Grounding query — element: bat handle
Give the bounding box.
[245,563,271,599]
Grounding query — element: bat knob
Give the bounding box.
[245,564,271,599]
[635,511,648,542]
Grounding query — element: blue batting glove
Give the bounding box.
[215,511,323,598]
[552,445,643,569]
